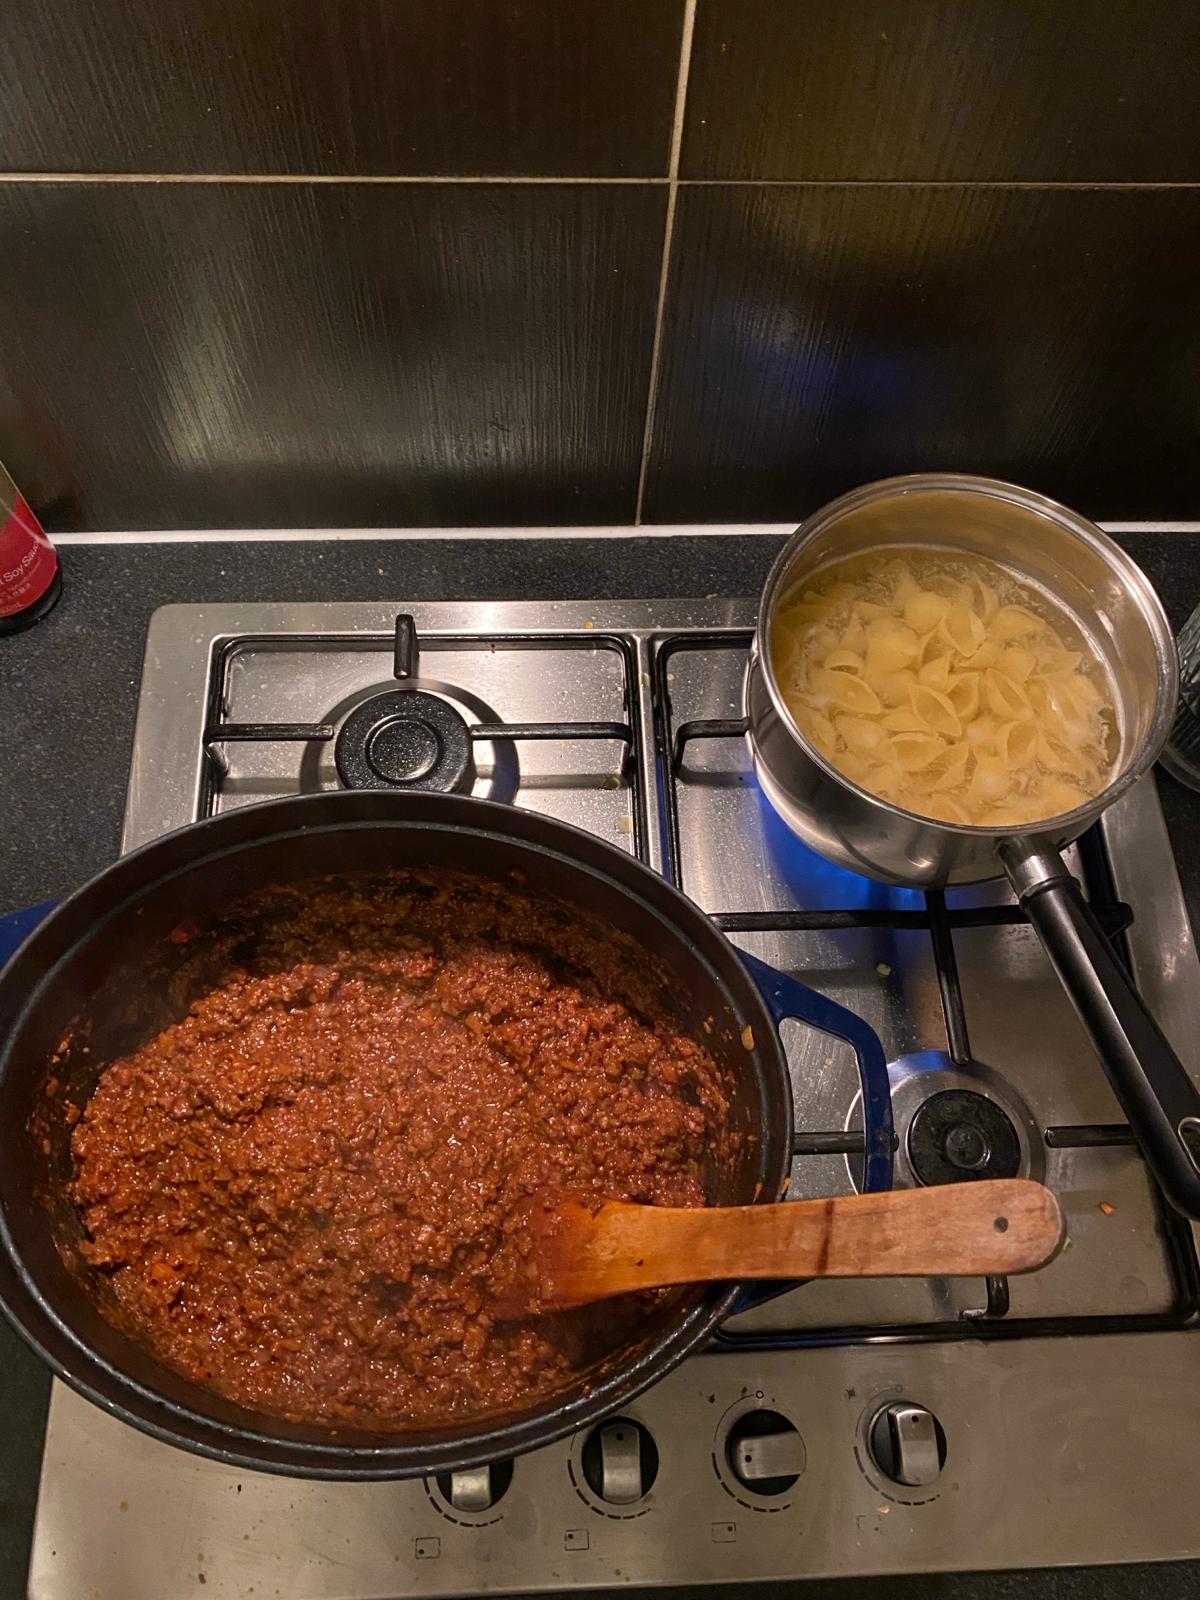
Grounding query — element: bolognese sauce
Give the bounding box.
[70,870,731,1428]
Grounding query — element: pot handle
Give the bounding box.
[0,899,58,969]
[1000,838,1200,1219]
[739,950,895,1195]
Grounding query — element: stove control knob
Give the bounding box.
[580,1418,659,1504]
[868,1403,947,1487]
[726,1409,805,1496]
[435,1459,514,1512]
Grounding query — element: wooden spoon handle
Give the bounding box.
[564,1179,1063,1303]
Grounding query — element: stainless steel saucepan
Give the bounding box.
[745,472,1200,1218]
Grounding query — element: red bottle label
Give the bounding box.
[0,493,57,618]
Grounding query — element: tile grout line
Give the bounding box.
[2,172,1200,188]
[0,172,668,186]
[2,173,1196,190]
[633,0,697,527]
[680,177,1200,190]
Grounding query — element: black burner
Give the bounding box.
[334,690,473,793]
[907,1089,1022,1186]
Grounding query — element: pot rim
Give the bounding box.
[754,472,1180,842]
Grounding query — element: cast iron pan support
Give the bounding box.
[204,615,636,794]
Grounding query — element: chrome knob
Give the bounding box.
[726,1409,805,1496]
[580,1419,658,1504]
[868,1402,946,1487]
[433,1459,513,1512]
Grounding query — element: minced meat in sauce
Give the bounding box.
[70,870,731,1429]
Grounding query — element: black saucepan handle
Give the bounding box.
[1000,838,1200,1219]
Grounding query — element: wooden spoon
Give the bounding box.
[496,1179,1063,1317]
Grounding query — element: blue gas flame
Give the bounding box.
[756,785,925,913]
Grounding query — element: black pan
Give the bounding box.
[0,791,894,1478]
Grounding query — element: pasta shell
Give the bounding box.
[918,651,954,690]
[972,575,1000,622]
[771,617,806,659]
[904,590,952,633]
[796,706,838,756]
[1000,645,1037,683]
[984,668,1033,721]
[865,619,921,676]
[803,625,841,665]
[991,604,1043,641]
[885,732,948,773]
[881,708,931,734]
[879,667,919,708]
[1035,645,1082,675]
[1036,732,1089,780]
[838,750,877,786]
[907,743,970,794]
[937,606,986,657]
[966,713,1000,748]
[867,761,904,798]
[928,573,975,608]
[1036,778,1091,817]
[928,744,971,791]
[1039,705,1075,747]
[961,639,1003,672]
[994,720,1038,768]
[879,559,919,607]
[773,601,828,630]
[1038,676,1093,741]
[825,648,866,674]
[931,795,972,825]
[824,671,882,716]
[910,684,962,738]
[987,803,1038,826]
[1059,670,1102,715]
[774,633,803,678]
[837,715,887,754]
[967,757,1012,804]
[946,671,981,722]
[838,619,868,655]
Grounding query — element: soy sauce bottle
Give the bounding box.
[0,462,60,636]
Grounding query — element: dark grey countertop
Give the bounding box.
[2,530,1199,1599]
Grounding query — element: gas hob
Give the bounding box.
[30,599,1200,1598]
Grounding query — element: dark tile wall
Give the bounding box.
[0,0,1197,531]
[681,0,1200,182]
[644,184,1200,524]
[4,0,684,176]
[0,182,665,528]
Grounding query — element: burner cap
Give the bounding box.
[906,1089,1022,1186]
[334,690,473,793]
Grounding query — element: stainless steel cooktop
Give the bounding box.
[30,599,1200,1599]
